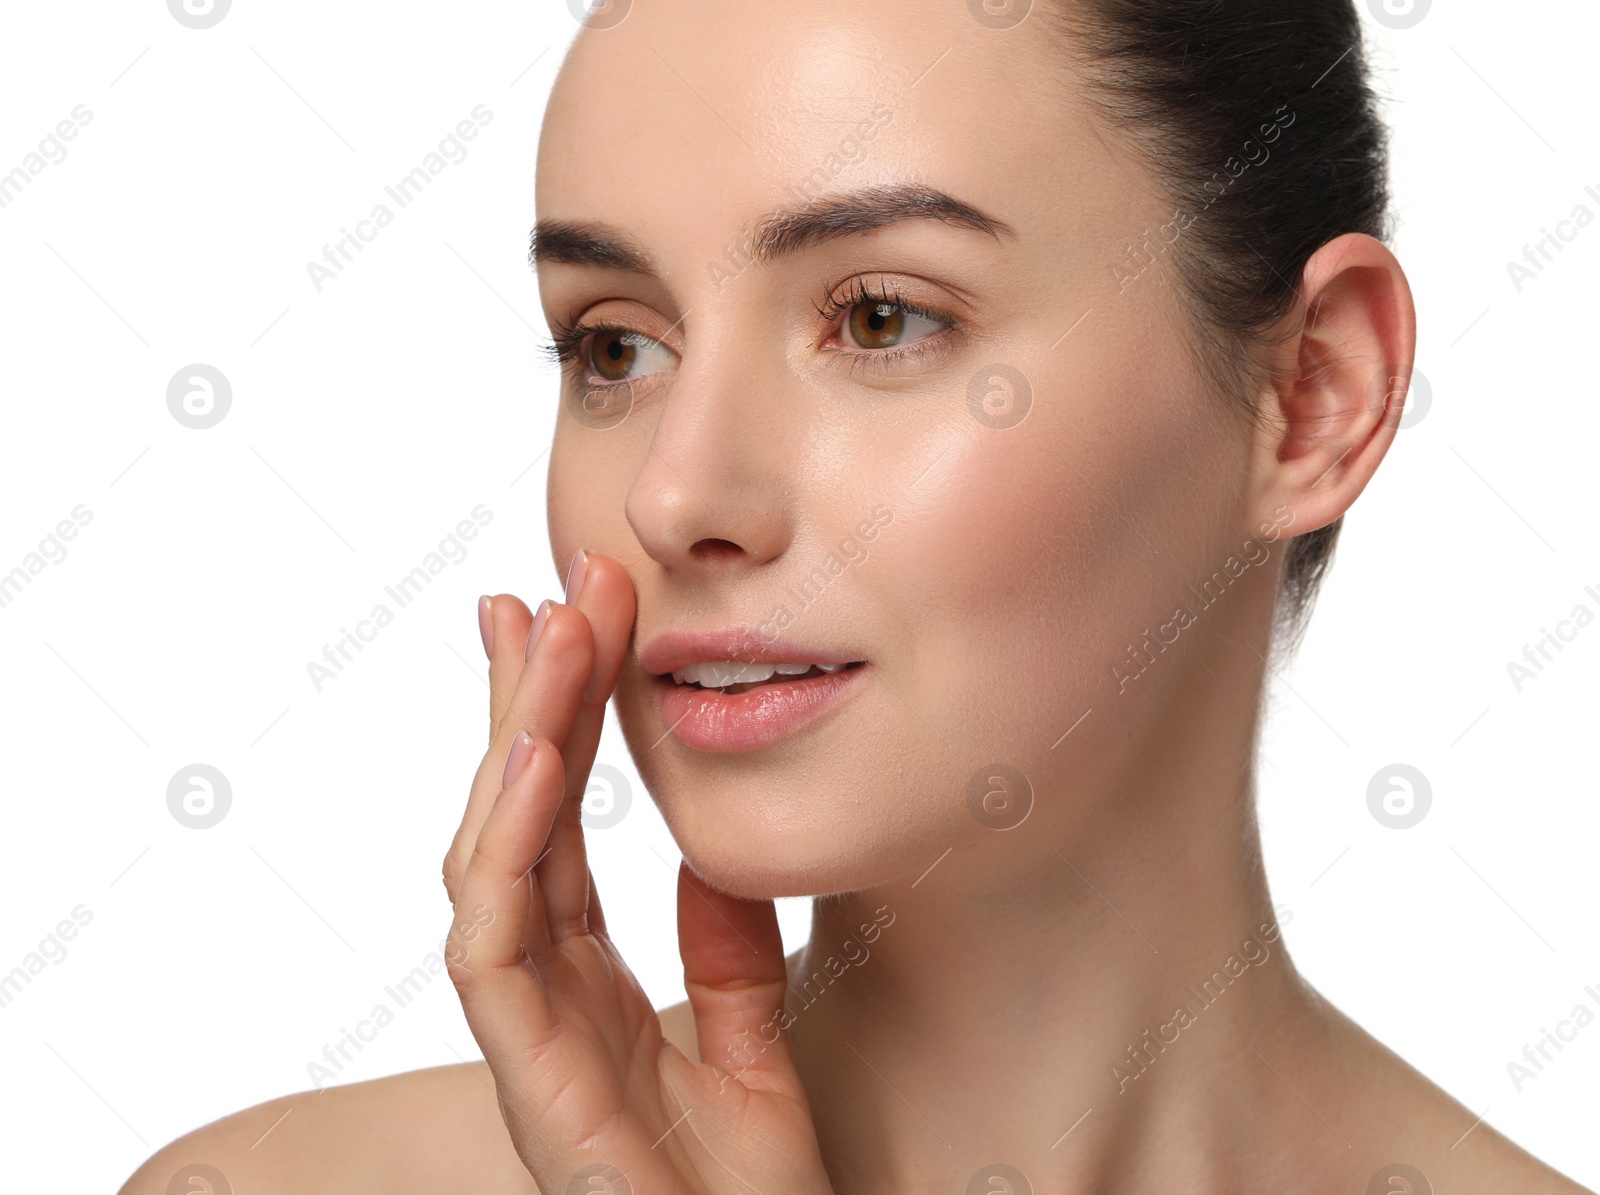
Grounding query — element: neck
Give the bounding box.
[785,601,1325,1192]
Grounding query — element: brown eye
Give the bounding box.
[848,302,907,350]
[840,300,947,352]
[580,329,676,386]
[589,331,637,381]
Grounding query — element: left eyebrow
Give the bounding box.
[529,182,1016,277]
[749,182,1017,262]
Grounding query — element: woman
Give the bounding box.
[122,0,1589,1191]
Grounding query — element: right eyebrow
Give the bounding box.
[528,220,661,278]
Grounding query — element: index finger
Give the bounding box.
[480,593,535,742]
[534,551,638,939]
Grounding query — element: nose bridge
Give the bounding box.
[624,309,798,572]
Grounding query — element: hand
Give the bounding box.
[442,553,835,1195]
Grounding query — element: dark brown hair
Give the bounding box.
[1048,0,1392,647]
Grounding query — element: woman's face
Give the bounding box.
[538,0,1266,899]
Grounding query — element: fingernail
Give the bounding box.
[564,548,591,605]
[524,599,552,662]
[503,730,536,788]
[477,595,494,658]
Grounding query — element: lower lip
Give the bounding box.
[654,666,867,752]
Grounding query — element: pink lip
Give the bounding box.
[654,665,868,752]
[638,629,861,677]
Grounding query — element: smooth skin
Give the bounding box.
[122,1,1591,1192]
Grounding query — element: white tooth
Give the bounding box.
[678,661,854,685]
[685,661,780,687]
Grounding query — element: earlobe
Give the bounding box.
[1249,232,1417,537]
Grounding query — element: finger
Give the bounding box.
[537,552,637,939]
[567,551,637,710]
[585,868,607,937]
[676,861,800,1094]
[483,593,535,742]
[444,603,594,906]
[447,732,566,1051]
[450,737,657,1192]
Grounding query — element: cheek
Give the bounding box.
[862,347,1240,774]
[565,327,1247,895]
[546,422,587,560]
[546,421,639,569]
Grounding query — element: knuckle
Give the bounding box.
[467,834,498,878]
[443,929,479,990]
[445,951,478,994]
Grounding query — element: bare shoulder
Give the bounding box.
[116,1061,538,1195]
[118,1000,709,1195]
[1310,992,1595,1195]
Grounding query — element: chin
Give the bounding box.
[649,780,947,902]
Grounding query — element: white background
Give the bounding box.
[0,1,1595,1189]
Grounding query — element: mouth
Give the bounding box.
[665,660,864,695]
[643,643,870,752]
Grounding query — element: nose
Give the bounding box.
[623,342,796,576]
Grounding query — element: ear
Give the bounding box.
[1245,232,1417,539]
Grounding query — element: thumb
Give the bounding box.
[676,860,798,1092]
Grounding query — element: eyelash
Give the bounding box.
[540,278,958,388]
[813,278,956,376]
[539,319,604,371]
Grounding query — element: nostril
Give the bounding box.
[689,538,744,561]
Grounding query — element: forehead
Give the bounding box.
[536,1,1139,265]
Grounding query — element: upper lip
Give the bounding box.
[638,629,865,677]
